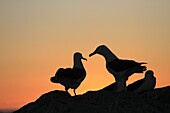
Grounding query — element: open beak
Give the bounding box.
[89,52,96,57]
[82,57,87,61]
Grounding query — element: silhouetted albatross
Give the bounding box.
[89,45,147,92]
[51,52,87,96]
[127,70,156,93]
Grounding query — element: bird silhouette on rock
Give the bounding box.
[51,52,87,95]
[127,70,156,93]
[89,45,147,92]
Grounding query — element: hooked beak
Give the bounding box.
[82,56,87,61]
[89,51,96,57]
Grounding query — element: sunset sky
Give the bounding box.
[0,0,170,110]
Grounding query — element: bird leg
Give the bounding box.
[115,66,146,93]
[73,89,77,96]
[65,87,69,94]
[116,80,127,92]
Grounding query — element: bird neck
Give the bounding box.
[102,50,118,62]
[73,58,84,69]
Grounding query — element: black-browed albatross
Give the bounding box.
[51,52,87,96]
[89,45,147,92]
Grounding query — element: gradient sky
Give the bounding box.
[0,0,170,110]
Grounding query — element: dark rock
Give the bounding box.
[14,86,170,113]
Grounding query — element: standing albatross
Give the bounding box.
[50,52,87,96]
[89,45,147,92]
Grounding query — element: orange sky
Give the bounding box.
[0,0,170,110]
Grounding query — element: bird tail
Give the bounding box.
[133,66,147,73]
[141,66,147,71]
[140,62,147,64]
[139,66,147,72]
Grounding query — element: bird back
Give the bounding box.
[56,68,86,80]
[109,59,146,72]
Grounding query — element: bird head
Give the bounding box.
[74,52,87,61]
[145,70,154,79]
[89,45,108,57]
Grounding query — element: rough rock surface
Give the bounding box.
[14,86,170,113]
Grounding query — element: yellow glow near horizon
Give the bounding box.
[0,0,170,109]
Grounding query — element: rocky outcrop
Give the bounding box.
[14,86,170,113]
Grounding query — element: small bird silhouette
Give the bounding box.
[127,70,156,93]
[89,45,147,92]
[51,52,87,96]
